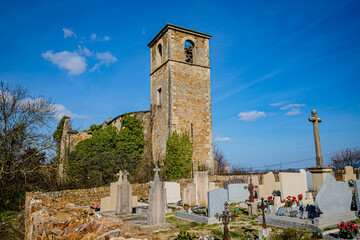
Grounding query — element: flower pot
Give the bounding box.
[267,205,274,215]
[184,206,190,211]
[286,207,291,213]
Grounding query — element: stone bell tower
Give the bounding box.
[148,24,214,173]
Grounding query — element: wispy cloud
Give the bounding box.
[42,50,87,75]
[285,108,301,116]
[90,51,117,72]
[63,28,76,38]
[53,104,87,120]
[238,110,266,122]
[270,101,288,107]
[142,27,146,35]
[214,137,231,142]
[90,33,110,42]
[214,69,284,103]
[280,103,305,110]
[78,45,93,57]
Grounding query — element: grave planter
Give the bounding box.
[267,205,274,214]
[286,207,291,213]
[184,206,190,211]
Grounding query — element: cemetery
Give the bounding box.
[1,7,359,240]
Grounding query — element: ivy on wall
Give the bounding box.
[164,131,193,180]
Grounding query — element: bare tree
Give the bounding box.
[328,148,360,170]
[0,81,56,182]
[214,144,229,174]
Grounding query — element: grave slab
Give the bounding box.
[208,188,229,218]
[228,183,249,203]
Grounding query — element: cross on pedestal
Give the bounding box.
[153,164,161,181]
[123,170,129,181]
[309,109,323,168]
[116,170,122,182]
[244,178,258,202]
[258,197,269,229]
[215,201,233,240]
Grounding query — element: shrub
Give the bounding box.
[164,131,193,180]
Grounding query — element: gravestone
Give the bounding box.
[116,171,132,215]
[100,170,123,212]
[194,171,209,205]
[315,175,352,217]
[227,183,249,203]
[344,166,356,182]
[306,171,313,191]
[279,172,307,200]
[208,188,229,218]
[258,172,280,199]
[353,179,360,214]
[223,178,243,189]
[164,182,181,203]
[183,183,196,205]
[147,165,166,225]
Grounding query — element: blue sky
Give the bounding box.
[1,0,359,170]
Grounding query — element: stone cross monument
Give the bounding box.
[308,109,323,168]
[244,178,257,202]
[307,109,333,193]
[116,170,132,215]
[147,164,166,225]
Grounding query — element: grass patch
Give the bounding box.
[0,211,24,240]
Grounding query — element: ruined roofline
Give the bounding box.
[147,24,212,47]
[107,109,150,125]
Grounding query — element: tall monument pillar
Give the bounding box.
[307,109,333,193]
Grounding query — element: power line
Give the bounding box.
[251,146,360,170]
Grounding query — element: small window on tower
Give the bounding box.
[157,88,162,106]
[184,40,194,63]
[158,44,162,58]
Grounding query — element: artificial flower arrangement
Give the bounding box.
[338,221,359,239]
[138,197,148,203]
[90,203,100,211]
[184,203,190,210]
[298,194,303,201]
[267,196,274,205]
[284,196,298,207]
[234,204,240,213]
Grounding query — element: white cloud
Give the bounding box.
[214,137,231,142]
[63,28,76,38]
[78,45,93,56]
[53,104,87,120]
[238,110,266,122]
[286,108,301,116]
[42,50,87,75]
[270,102,287,107]
[142,27,146,35]
[90,33,110,41]
[90,51,117,72]
[280,103,305,110]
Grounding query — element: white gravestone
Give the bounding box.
[164,182,181,203]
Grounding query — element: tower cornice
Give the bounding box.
[148,24,212,48]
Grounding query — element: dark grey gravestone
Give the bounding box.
[315,175,352,217]
[353,179,360,213]
[207,188,228,218]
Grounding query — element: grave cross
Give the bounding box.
[244,178,258,202]
[258,197,268,229]
[214,201,233,240]
[308,109,323,168]
[123,170,129,181]
[116,170,122,182]
[153,164,161,181]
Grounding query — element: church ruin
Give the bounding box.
[59,24,214,176]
